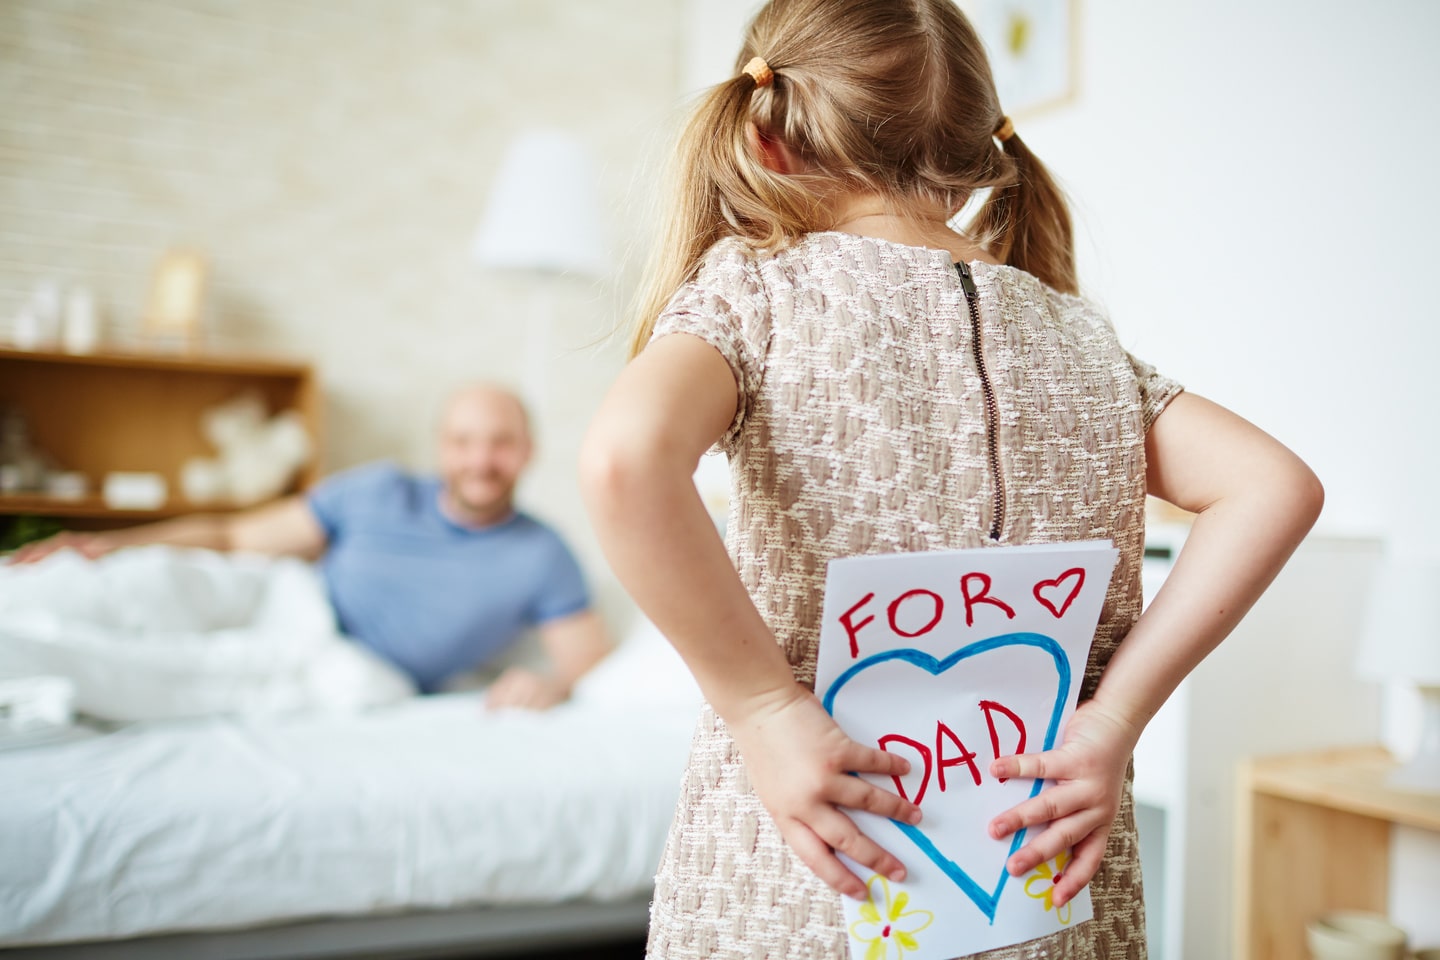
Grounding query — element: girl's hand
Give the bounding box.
[726,683,924,900]
[986,700,1140,908]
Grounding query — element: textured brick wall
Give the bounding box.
[0,0,684,567]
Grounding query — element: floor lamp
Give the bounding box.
[470,128,609,419]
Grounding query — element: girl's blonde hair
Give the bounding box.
[627,0,1075,358]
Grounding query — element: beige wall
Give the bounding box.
[0,0,684,576]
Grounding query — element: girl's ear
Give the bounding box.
[745,122,804,175]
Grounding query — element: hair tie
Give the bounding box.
[742,56,774,88]
[994,116,1015,142]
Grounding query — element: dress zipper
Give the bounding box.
[956,261,1005,541]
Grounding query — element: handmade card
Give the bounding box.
[815,541,1119,959]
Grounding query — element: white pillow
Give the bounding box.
[0,547,414,721]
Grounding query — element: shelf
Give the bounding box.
[1246,745,1440,832]
[0,494,251,520]
[0,348,321,531]
[0,346,311,377]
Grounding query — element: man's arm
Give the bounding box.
[10,495,328,564]
[485,609,612,710]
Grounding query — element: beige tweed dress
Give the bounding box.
[646,232,1183,960]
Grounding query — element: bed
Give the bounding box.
[0,548,700,958]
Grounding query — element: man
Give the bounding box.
[13,384,610,709]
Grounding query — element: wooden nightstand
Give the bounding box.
[1236,746,1440,960]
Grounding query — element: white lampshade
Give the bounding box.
[471,128,609,277]
[1357,552,1440,685]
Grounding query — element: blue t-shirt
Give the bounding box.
[307,463,590,692]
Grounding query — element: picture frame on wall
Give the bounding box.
[142,248,208,349]
[957,0,1080,118]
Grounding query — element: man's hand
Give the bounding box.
[726,683,923,900]
[480,613,610,712]
[10,532,115,565]
[484,666,571,711]
[986,699,1140,908]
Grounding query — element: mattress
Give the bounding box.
[0,652,700,947]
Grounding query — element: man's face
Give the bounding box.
[437,390,532,517]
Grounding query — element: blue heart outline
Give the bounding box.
[820,633,1072,924]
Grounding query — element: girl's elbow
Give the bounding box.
[1295,463,1325,528]
[1270,451,1324,534]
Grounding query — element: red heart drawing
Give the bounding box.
[1033,568,1085,619]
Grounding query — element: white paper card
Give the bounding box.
[815,541,1119,959]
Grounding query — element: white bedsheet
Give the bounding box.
[0,673,699,946]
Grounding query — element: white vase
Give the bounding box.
[62,288,101,354]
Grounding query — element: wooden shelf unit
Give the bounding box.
[1235,746,1440,960]
[0,493,253,521]
[0,347,320,528]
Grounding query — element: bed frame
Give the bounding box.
[1,896,651,960]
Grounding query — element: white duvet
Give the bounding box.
[0,546,415,720]
[0,550,704,947]
[0,681,699,946]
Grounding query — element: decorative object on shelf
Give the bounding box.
[1305,910,1408,960]
[0,407,53,495]
[143,248,208,349]
[10,279,63,351]
[102,471,168,510]
[1357,550,1440,792]
[61,286,101,355]
[961,0,1078,118]
[179,459,226,505]
[471,127,610,420]
[42,471,87,501]
[180,392,312,507]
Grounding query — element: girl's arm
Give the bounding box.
[581,333,922,900]
[988,391,1325,907]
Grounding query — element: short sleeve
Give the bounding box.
[1125,350,1184,434]
[648,238,772,452]
[305,461,399,540]
[528,530,591,625]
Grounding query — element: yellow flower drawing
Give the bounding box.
[849,874,935,960]
[1024,850,1074,925]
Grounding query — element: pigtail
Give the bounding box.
[626,70,820,359]
[970,133,1077,296]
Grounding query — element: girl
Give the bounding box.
[581,0,1323,956]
